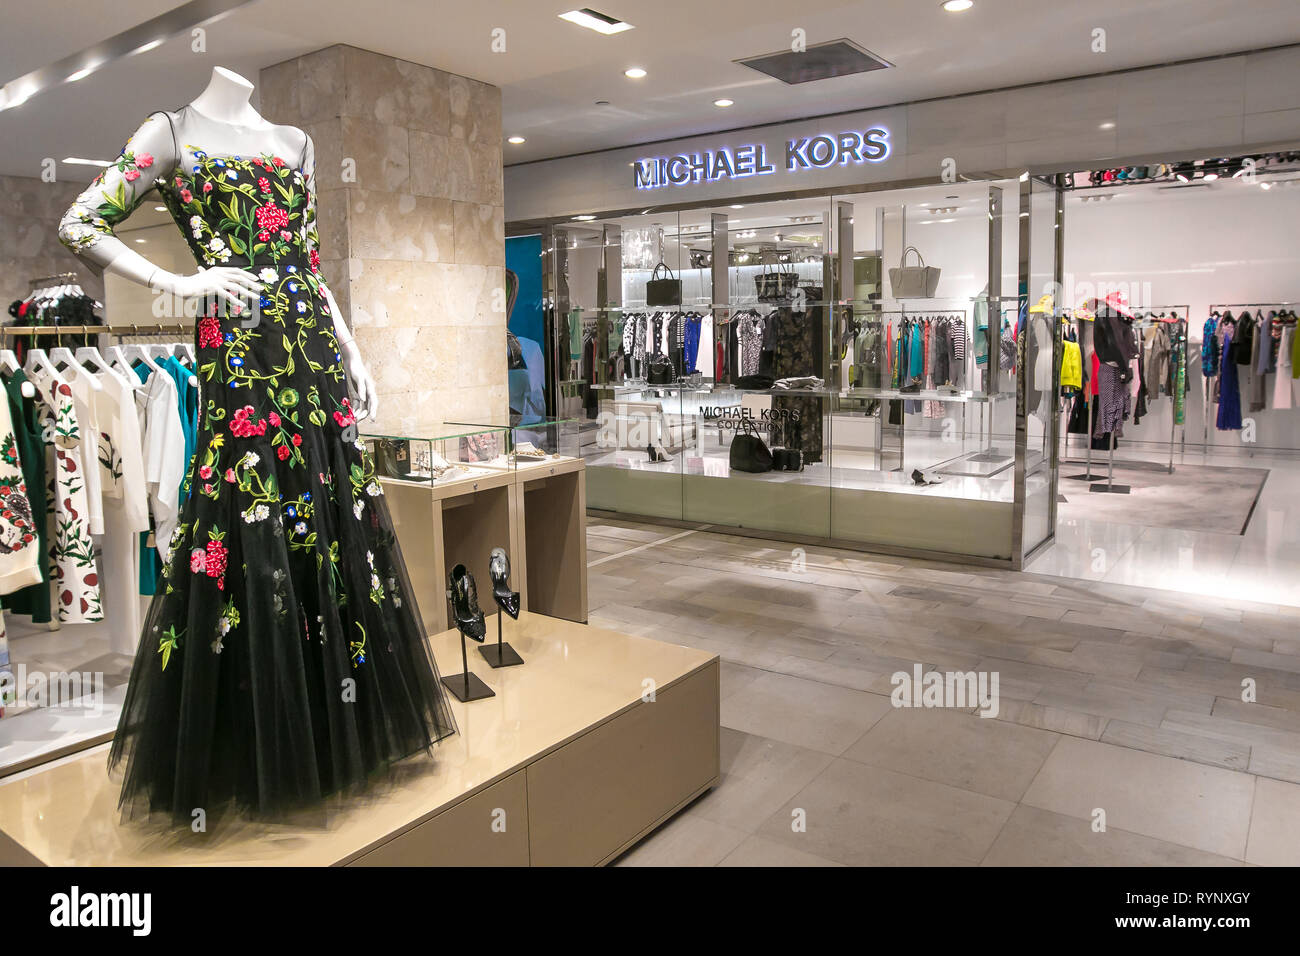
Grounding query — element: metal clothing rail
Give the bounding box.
[0,323,193,337]
[1208,302,1297,310]
[27,271,81,289]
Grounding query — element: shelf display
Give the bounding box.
[540,176,1061,566]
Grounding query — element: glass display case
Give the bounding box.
[364,422,516,485]
[532,173,1062,567]
[447,416,584,470]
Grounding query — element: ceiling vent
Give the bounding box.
[736,38,892,85]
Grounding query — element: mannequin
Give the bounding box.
[59,66,378,419]
[55,67,455,826]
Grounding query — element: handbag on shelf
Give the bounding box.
[888,246,941,298]
[373,438,411,478]
[646,353,675,385]
[755,261,798,301]
[771,447,803,472]
[729,420,774,473]
[646,262,682,307]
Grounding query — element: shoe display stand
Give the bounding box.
[0,613,720,866]
[380,457,588,634]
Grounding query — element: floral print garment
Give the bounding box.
[60,109,455,823]
[0,392,43,595]
[25,370,102,623]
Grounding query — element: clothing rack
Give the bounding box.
[1202,302,1298,454]
[0,323,193,338]
[27,271,81,289]
[1066,305,1189,489]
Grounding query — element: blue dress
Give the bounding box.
[1217,327,1242,430]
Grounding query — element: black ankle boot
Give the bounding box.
[488,547,521,620]
[447,564,487,641]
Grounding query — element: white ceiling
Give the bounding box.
[2,0,1299,179]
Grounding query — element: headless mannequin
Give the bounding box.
[58,66,378,419]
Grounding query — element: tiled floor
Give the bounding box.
[589,515,1300,867]
[1029,447,1300,608]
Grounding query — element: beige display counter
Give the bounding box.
[0,614,719,866]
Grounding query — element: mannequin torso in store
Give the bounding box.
[58,66,378,419]
[54,66,456,825]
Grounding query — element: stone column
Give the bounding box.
[260,45,507,434]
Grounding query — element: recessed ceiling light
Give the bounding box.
[713,98,734,108]
[154,205,167,212]
[1261,182,1273,190]
[559,9,634,35]
[1099,121,1116,130]
[507,135,526,144]
[730,204,744,209]
[131,38,165,55]
[572,215,597,221]
[624,67,647,79]
[65,67,94,83]
[134,238,147,243]
[942,0,974,11]
[62,157,112,167]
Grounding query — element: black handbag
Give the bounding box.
[646,353,674,385]
[729,421,773,473]
[646,263,682,307]
[772,447,803,472]
[756,261,797,301]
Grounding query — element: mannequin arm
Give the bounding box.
[58,112,261,311]
[301,135,379,422]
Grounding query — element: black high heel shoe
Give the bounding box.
[480,548,525,668]
[489,547,521,620]
[447,564,486,642]
[442,564,494,701]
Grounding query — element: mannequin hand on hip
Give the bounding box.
[341,338,379,423]
[155,267,263,316]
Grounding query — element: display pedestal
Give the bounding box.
[383,459,587,633]
[0,614,718,867]
[514,457,588,623]
[479,615,524,667]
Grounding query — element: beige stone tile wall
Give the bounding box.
[0,174,104,310]
[261,44,507,434]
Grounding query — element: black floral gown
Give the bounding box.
[60,110,456,825]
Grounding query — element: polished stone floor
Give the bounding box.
[588,515,1300,867]
[1029,447,1300,608]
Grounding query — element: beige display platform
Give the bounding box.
[0,614,719,866]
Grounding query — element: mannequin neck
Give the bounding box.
[189,67,264,127]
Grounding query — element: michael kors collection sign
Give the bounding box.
[634,127,891,191]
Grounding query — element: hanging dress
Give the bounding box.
[1216,326,1243,430]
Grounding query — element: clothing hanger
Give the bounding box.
[75,345,134,389]
[122,342,165,375]
[24,348,68,390]
[49,346,104,392]
[0,349,36,398]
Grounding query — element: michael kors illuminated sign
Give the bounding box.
[634,127,891,190]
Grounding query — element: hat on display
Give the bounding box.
[1029,293,1054,314]
[1103,290,1135,317]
